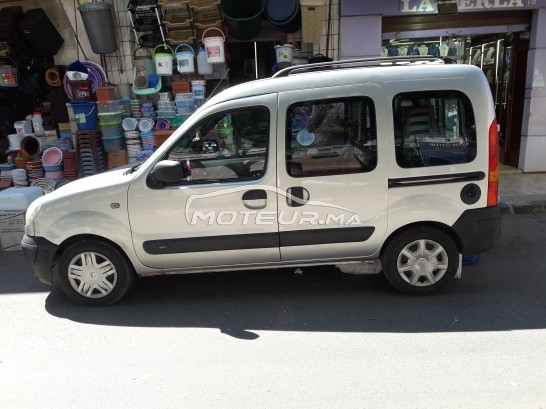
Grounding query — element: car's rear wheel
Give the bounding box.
[381,226,458,295]
[57,240,134,306]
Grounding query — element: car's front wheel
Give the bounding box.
[57,240,134,306]
[381,226,459,295]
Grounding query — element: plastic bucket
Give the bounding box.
[78,2,118,54]
[202,28,226,64]
[221,0,264,41]
[275,44,293,64]
[71,100,97,130]
[174,44,195,74]
[153,44,174,76]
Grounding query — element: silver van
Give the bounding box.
[22,57,501,305]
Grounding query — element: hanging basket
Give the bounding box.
[134,47,155,78]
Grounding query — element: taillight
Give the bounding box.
[488,119,499,206]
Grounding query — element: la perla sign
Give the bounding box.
[400,0,526,13]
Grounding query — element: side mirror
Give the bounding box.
[147,160,186,189]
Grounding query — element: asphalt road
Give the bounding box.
[1,214,545,409]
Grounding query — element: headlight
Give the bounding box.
[24,201,41,236]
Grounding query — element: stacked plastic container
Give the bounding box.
[138,118,155,156]
[122,117,142,163]
[97,100,125,152]
[141,102,155,119]
[156,92,176,119]
[175,92,195,124]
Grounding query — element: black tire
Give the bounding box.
[381,226,459,295]
[57,240,135,306]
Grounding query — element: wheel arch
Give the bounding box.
[54,234,137,278]
[380,221,463,260]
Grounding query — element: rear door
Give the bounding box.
[276,84,389,262]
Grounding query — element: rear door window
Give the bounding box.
[393,90,477,168]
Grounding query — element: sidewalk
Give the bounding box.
[499,167,546,215]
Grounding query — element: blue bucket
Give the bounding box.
[71,100,97,130]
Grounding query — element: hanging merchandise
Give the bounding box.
[174,44,195,74]
[44,66,65,87]
[202,27,225,64]
[134,47,154,78]
[274,38,294,64]
[265,0,302,33]
[78,2,118,54]
[197,45,213,75]
[0,57,18,87]
[154,44,174,76]
[300,0,325,44]
[221,0,264,41]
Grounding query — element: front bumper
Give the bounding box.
[21,235,59,285]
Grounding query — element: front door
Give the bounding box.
[128,94,280,270]
[276,85,389,262]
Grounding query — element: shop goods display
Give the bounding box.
[174,44,195,73]
[63,61,107,100]
[201,27,225,63]
[71,100,98,131]
[76,130,107,177]
[11,169,28,187]
[265,0,302,33]
[78,1,118,54]
[221,0,263,41]
[153,44,174,76]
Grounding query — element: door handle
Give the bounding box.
[242,189,267,209]
[286,186,309,207]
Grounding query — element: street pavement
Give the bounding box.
[499,169,546,215]
[0,170,545,408]
[1,213,546,409]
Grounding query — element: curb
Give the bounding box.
[499,201,546,216]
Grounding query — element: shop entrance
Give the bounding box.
[382,31,529,168]
[469,33,529,167]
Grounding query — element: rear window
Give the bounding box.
[393,90,477,168]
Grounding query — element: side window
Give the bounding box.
[166,107,269,183]
[393,90,477,168]
[286,97,377,177]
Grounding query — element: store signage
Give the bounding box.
[400,0,535,13]
[340,0,545,15]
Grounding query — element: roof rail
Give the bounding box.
[272,56,445,78]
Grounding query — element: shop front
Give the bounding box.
[340,0,546,172]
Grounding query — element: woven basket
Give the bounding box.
[300,0,324,44]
